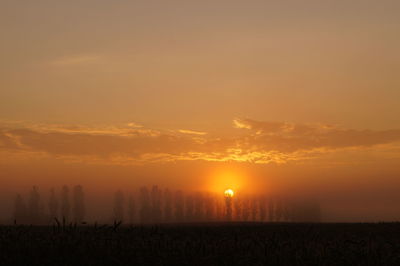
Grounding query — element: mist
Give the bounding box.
[1,157,399,224]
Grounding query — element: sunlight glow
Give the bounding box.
[206,168,247,194]
[224,188,234,198]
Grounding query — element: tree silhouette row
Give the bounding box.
[13,185,321,225]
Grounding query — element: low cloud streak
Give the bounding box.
[1,119,400,165]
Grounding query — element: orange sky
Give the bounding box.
[1,0,400,222]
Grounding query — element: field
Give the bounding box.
[1,222,400,265]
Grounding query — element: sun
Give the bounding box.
[224,188,234,198]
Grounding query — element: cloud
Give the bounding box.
[0,132,20,150]
[233,119,252,129]
[1,119,400,165]
[233,118,289,133]
[127,122,143,128]
[178,129,207,135]
[235,118,400,152]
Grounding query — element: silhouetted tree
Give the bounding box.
[113,190,124,222]
[174,190,184,222]
[242,196,250,221]
[48,188,58,222]
[185,195,194,222]
[259,195,267,222]
[224,194,232,221]
[283,198,294,222]
[233,194,242,221]
[14,194,27,224]
[275,197,283,222]
[28,186,41,224]
[60,185,70,222]
[205,193,215,221]
[72,185,85,223]
[215,197,223,221]
[139,187,151,223]
[128,193,136,224]
[268,197,275,222]
[151,185,162,223]
[194,192,204,222]
[163,189,172,222]
[250,196,258,221]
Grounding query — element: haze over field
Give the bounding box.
[1,0,400,223]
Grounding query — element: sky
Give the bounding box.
[1,0,400,222]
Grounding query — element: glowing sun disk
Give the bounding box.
[224,188,234,197]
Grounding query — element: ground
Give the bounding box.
[0,222,399,265]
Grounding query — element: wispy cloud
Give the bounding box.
[233,118,252,129]
[178,129,207,135]
[234,118,400,152]
[127,122,143,128]
[1,119,400,165]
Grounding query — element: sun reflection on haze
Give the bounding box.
[205,167,249,195]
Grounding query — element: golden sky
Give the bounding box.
[1,0,400,222]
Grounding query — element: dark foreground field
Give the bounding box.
[1,223,400,266]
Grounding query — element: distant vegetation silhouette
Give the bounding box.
[12,185,321,225]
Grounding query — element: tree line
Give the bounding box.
[13,185,85,225]
[13,185,321,225]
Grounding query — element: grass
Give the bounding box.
[0,222,399,265]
